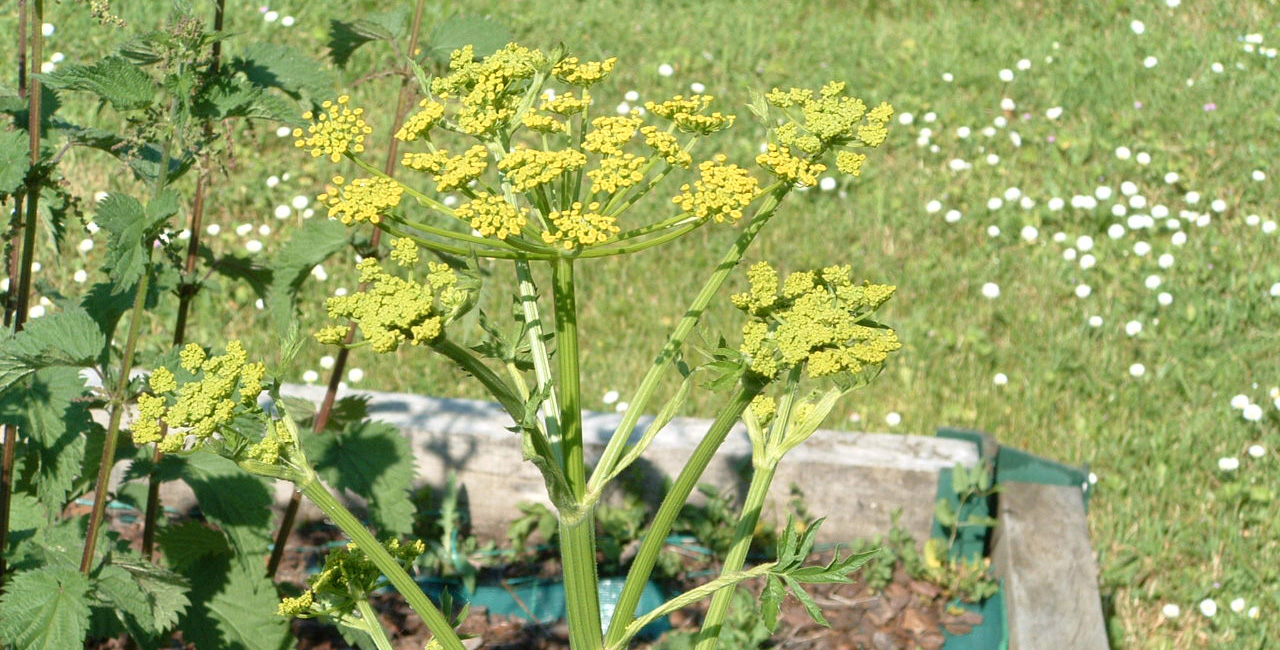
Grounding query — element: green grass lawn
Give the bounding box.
[8,0,1279,647]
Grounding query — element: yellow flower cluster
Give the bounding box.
[497,147,587,192]
[316,248,470,353]
[395,98,447,142]
[431,44,547,136]
[583,115,644,155]
[732,262,901,380]
[540,90,591,116]
[132,342,267,453]
[645,95,714,119]
[454,192,528,239]
[764,82,892,171]
[294,95,373,163]
[522,110,568,134]
[278,538,426,618]
[641,126,691,168]
[587,153,647,194]
[318,176,404,225]
[402,145,489,192]
[672,155,760,223]
[552,56,618,86]
[756,144,828,187]
[541,201,619,249]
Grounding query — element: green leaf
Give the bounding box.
[179,453,276,567]
[327,7,410,67]
[0,367,99,507]
[0,129,31,197]
[179,555,290,650]
[0,307,105,393]
[155,520,233,571]
[0,567,93,650]
[194,72,296,123]
[265,217,349,340]
[758,574,785,631]
[427,16,512,63]
[92,564,154,636]
[94,193,160,287]
[106,558,192,634]
[304,419,416,536]
[234,43,336,103]
[782,574,829,627]
[36,56,157,111]
[60,124,191,185]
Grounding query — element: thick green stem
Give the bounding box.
[602,382,760,645]
[559,512,603,648]
[587,184,789,496]
[693,461,779,650]
[354,598,397,650]
[81,267,152,574]
[298,476,465,650]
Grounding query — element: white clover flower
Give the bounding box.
[1129,363,1146,377]
[235,223,254,237]
[1158,292,1173,306]
[1162,604,1181,619]
[1000,97,1016,112]
[1125,320,1143,336]
[73,269,88,283]
[264,10,279,22]
[1053,231,1068,243]
[1200,599,1218,618]
[1164,171,1180,184]
[311,265,328,282]
[254,298,265,310]
[303,370,319,383]
[1158,253,1174,268]
[999,68,1015,82]
[1218,457,1240,471]
[319,355,335,369]
[78,238,94,253]
[1017,58,1031,70]
[1145,275,1162,290]
[981,282,1001,299]
[1131,20,1146,34]
[988,197,1004,210]
[993,373,1009,386]
[1108,224,1127,239]
[926,200,943,213]
[275,125,292,138]
[1243,404,1264,421]
[1076,235,1094,252]
[245,239,264,253]
[1172,231,1188,246]
[1115,146,1132,160]
[924,112,938,123]
[1231,598,1247,613]
[1136,152,1152,165]
[1088,315,1104,328]
[1185,191,1200,204]
[273,205,291,219]
[949,158,970,172]
[1019,196,1035,209]
[690,82,706,93]
[942,72,954,82]
[945,210,963,223]
[657,63,674,77]
[602,390,620,405]
[1231,394,1252,410]
[1004,187,1022,201]
[1064,248,1078,262]
[986,153,1001,165]
[1143,56,1159,68]
[615,401,630,413]
[206,224,221,236]
[1134,241,1152,256]
[1075,284,1092,298]
[334,287,348,297]
[1129,194,1148,209]
[266,175,280,188]
[1152,204,1169,219]
[348,368,364,383]
[1048,197,1065,211]
[1248,444,1266,458]
[987,225,1001,237]
[885,412,902,426]
[1046,106,1064,120]
[1264,221,1277,234]
[1111,204,1127,217]
[281,15,295,27]
[1211,199,1228,213]
[1121,181,1139,196]
[956,126,972,139]
[1248,606,1260,619]
[1021,225,1039,242]
[1252,170,1267,182]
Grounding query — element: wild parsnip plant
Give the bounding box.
[115,45,901,649]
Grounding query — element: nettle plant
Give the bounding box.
[113,44,897,649]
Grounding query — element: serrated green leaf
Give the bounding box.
[758,574,785,631]
[266,217,349,340]
[0,566,93,650]
[110,558,192,634]
[92,564,154,635]
[782,574,829,628]
[234,43,336,102]
[0,307,105,393]
[0,366,98,508]
[156,520,233,571]
[427,16,512,63]
[94,193,155,287]
[60,124,190,185]
[789,548,878,584]
[0,129,31,196]
[304,419,415,535]
[194,72,296,123]
[179,453,276,566]
[327,5,411,68]
[180,555,290,650]
[36,56,157,111]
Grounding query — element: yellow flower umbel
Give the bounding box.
[756,144,827,187]
[542,202,620,249]
[454,193,529,240]
[395,98,447,142]
[315,239,474,353]
[402,145,490,193]
[760,81,891,176]
[294,95,373,162]
[732,262,901,380]
[278,538,426,618]
[552,56,618,86]
[672,155,760,223]
[497,147,588,192]
[319,176,405,225]
[131,342,268,454]
[431,43,548,136]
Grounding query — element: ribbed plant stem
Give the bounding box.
[692,460,779,650]
[298,477,465,650]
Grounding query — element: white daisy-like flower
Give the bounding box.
[1075,284,1092,298]
[1171,231,1188,246]
[1016,58,1031,70]
[303,370,320,383]
[1200,599,1217,618]
[1125,320,1143,336]
[1231,394,1252,409]
[1134,241,1152,256]
[1143,55,1159,68]
[1211,199,1228,213]
[602,390,620,405]
[945,210,963,223]
[1116,146,1132,160]
[1021,226,1039,242]
[1088,315,1104,328]
[1063,248,1078,262]
[1162,604,1181,619]
[988,197,1004,210]
[1252,170,1267,182]
[1243,403,1264,421]
[987,225,1002,237]
[347,368,364,383]
[926,200,943,214]
[245,239,264,253]
[885,412,902,426]
[1158,253,1174,268]
[981,282,1001,299]
[1046,106,1064,120]
[1136,152,1152,165]
[1129,363,1145,377]
[1145,275,1162,290]
[1108,224,1127,239]
[1080,254,1097,270]
[1231,598,1247,613]
[999,68,1014,82]
[1076,235,1094,252]
[1218,457,1239,471]
[1248,445,1266,458]
[819,177,837,191]
[1131,20,1146,34]
[993,373,1009,386]
[1158,292,1173,306]
[657,63,674,77]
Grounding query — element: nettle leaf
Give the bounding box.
[36,56,157,111]
[94,558,191,636]
[304,419,416,536]
[0,566,93,650]
[194,72,296,123]
[179,453,276,567]
[234,42,336,103]
[0,129,31,197]
[180,554,290,650]
[1,367,99,507]
[94,192,175,287]
[156,520,232,571]
[0,306,104,393]
[265,217,349,340]
[427,16,512,63]
[61,124,190,185]
[327,7,410,67]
